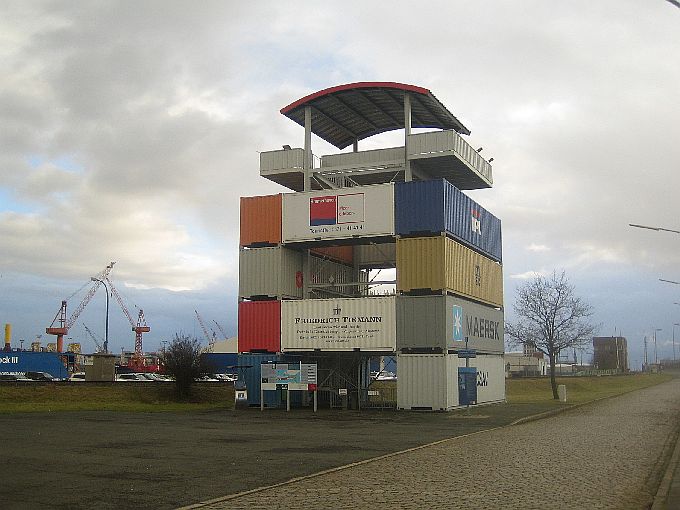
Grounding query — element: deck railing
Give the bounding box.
[408,130,493,183]
[259,148,306,172]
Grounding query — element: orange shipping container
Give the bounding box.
[309,245,354,265]
[240,194,282,247]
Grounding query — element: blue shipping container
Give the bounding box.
[237,353,302,408]
[0,351,70,379]
[200,353,239,374]
[395,179,502,262]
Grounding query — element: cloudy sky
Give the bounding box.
[1,1,679,366]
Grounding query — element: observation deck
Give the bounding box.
[260,82,493,191]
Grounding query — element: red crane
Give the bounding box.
[46,263,115,352]
[106,277,150,363]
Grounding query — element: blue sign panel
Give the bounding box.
[0,351,69,379]
[457,349,477,358]
[458,367,477,406]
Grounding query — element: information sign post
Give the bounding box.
[259,363,318,413]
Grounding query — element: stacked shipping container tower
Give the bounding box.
[238,82,505,410]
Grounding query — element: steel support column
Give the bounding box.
[304,106,312,191]
[404,92,412,182]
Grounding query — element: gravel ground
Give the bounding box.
[187,379,680,510]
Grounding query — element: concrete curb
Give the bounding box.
[651,416,680,509]
[178,379,675,509]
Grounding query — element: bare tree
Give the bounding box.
[158,333,203,399]
[506,271,597,399]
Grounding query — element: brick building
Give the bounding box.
[593,336,628,371]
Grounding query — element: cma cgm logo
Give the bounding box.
[310,194,365,226]
[471,209,482,235]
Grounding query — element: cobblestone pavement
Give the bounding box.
[188,379,680,510]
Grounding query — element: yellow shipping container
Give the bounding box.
[396,236,503,307]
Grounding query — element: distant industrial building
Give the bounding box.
[593,336,628,371]
[505,351,547,377]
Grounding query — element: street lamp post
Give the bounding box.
[91,277,110,354]
[629,223,680,234]
[654,328,662,365]
[674,303,680,364]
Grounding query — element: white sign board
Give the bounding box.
[282,183,394,243]
[281,297,396,352]
[300,363,317,384]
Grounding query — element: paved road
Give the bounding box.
[186,379,680,510]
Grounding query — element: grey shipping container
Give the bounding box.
[397,295,504,354]
[239,247,358,300]
[239,246,302,299]
[308,254,363,299]
[355,242,396,269]
[395,179,502,262]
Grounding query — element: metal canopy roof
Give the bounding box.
[280,82,471,150]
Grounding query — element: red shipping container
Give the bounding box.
[240,194,282,247]
[238,301,281,353]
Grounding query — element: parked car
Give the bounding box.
[115,373,150,382]
[137,373,167,381]
[196,374,221,382]
[24,371,55,381]
[371,371,397,381]
[214,373,238,382]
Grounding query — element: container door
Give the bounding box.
[458,367,477,406]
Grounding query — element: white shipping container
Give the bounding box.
[282,183,395,243]
[397,353,505,410]
[397,354,458,411]
[281,297,396,352]
[473,354,506,404]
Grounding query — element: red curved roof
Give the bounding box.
[280,82,470,150]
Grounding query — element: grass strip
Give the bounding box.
[0,383,234,413]
[506,373,672,404]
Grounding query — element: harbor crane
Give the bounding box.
[82,323,105,353]
[212,320,228,341]
[105,277,150,362]
[194,310,216,351]
[46,262,115,352]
